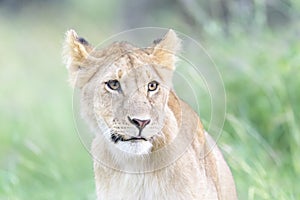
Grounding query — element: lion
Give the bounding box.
[63,29,237,200]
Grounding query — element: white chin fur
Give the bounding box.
[114,140,153,155]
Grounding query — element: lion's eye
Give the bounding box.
[148,81,159,92]
[106,80,121,91]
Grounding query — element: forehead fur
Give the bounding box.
[91,42,153,69]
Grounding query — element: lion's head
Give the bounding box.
[63,30,181,155]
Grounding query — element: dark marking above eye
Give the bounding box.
[78,37,89,45]
[117,69,123,79]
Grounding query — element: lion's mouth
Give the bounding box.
[111,133,147,143]
[122,137,147,142]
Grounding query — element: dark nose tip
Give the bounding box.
[128,117,151,130]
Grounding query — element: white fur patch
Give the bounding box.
[114,140,153,155]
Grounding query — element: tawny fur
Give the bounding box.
[63,29,237,200]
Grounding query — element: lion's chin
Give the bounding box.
[114,140,153,155]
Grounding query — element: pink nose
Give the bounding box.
[128,117,151,130]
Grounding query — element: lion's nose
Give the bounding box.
[128,117,151,130]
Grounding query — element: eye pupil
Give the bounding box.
[148,81,158,91]
[107,80,120,90]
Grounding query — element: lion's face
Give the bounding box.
[93,55,171,154]
[64,30,181,155]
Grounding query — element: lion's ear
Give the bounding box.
[63,29,97,88]
[151,29,181,70]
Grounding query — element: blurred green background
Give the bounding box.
[0,0,299,199]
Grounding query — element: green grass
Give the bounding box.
[0,2,299,199]
[211,30,300,199]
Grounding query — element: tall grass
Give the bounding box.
[209,30,300,199]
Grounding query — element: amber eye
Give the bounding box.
[106,80,121,91]
[148,81,159,92]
